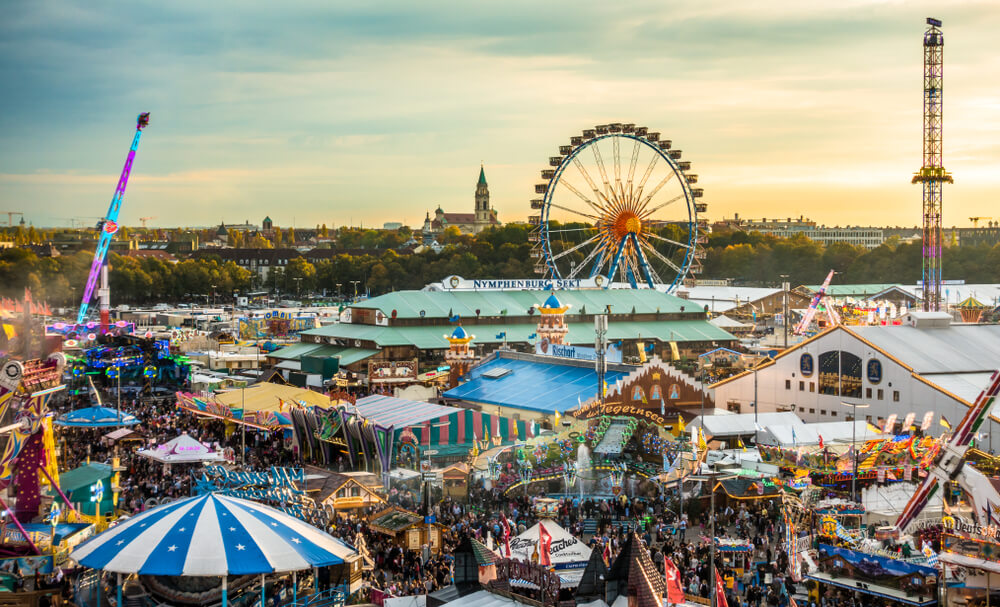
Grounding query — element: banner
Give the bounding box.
[715,570,729,607]
[920,411,934,431]
[664,557,686,604]
[535,342,622,363]
[883,414,898,433]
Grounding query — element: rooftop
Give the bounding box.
[444,351,632,414]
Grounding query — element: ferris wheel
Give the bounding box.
[529,123,706,291]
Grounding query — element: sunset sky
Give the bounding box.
[2,0,999,230]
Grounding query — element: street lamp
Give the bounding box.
[335,283,342,301]
[689,471,738,607]
[211,284,216,307]
[779,274,790,349]
[350,280,360,300]
[841,401,870,503]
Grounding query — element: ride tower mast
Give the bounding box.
[77,112,150,330]
[913,19,951,312]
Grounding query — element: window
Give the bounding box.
[809,382,815,393]
[893,390,900,402]
[632,386,644,402]
[650,385,662,400]
[831,411,837,417]
[866,388,873,399]
[785,380,792,390]
[799,381,805,391]
[820,409,827,415]
[809,408,816,414]
[877,389,884,400]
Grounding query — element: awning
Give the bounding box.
[807,573,936,606]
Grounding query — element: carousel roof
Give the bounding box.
[55,406,140,428]
[70,493,357,576]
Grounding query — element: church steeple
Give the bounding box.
[474,164,490,229]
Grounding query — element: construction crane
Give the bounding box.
[77,112,151,328]
[0,212,24,227]
[912,18,952,312]
[969,217,993,228]
[137,216,157,228]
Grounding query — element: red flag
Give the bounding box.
[715,570,729,607]
[539,522,552,567]
[664,557,686,604]
[500,514,512,557]
[818,435,824,449]
[602,541,611,566]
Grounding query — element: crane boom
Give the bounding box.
[76,113,150,326]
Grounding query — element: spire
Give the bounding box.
[478,164,487,186]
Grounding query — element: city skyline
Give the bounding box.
[2,1,1000,230]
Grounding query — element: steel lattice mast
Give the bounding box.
[77,113,150,327]
[913,18,951,312]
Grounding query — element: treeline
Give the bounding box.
[1,225,998,306]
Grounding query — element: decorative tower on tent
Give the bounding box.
[445,325,477,388]
[913,18,952,312]
[535,292,571,353]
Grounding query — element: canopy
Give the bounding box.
[137,433,225,464]
[504,519,591,569]
[213,382,332,412]
[70,493,357,575]
[55,406,140,428]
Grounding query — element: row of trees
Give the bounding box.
[1,225,999,306]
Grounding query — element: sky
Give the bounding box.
[1,0,999,231]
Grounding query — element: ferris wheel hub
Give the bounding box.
[611,212,642,239]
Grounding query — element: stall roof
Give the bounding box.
[53,463,112,494]
[694,412,804,439]
[269,342,327,360]
[444,353,630,414]
[214,381,331,411]
[353,394,463,429]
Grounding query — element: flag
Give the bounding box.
[818,435,825,450]
[715,570,729,607]
[902,412,916,432]
[496,331,506,339]
[528,333,537,340]
[920,411,934,431]
[737,437,746,452]
[660,395,666,416]
[677,415,685,434]
[923,541,939,566]
[791,427,797,446]
[500,514,512,557]
[602,541,611,566]
[539,522,552,566]
[940,416,951,430]
[664,557,686,604]
[554,410,561,426]
[884,414,898,434]
[698,428,708,451]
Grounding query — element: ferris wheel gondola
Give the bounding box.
[529,123,706,291]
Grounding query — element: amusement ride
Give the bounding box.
[529,123,706,292]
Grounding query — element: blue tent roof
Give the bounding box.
[55,406,140,428]
[444,355,630,414]
[451,325,468,339]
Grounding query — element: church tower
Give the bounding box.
[474,165,490,232]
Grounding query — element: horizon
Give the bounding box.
[2,1,999,230]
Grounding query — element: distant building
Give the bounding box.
[190,248,300,281]
[383,222,403,230]
[422,166,500,238]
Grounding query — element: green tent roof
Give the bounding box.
[348,289,697,321]
[801,283,902,297]
[478,165,487,186]
[270,342,328,360]
[51,463,112,495]
[303,318,733,349]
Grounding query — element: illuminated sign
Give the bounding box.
[534,342,622,363]
[439,275,604,291]
[198,466,330,526]
[575,401,668,426]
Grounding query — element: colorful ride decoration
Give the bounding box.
[175,392,292,431]
[758,434,942,474]
[237,312,318,340]
[563,461,578,487]
[0,353,66,522]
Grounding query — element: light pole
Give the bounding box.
[780,275,790,349]
[350,280,360,300]
[336,283,342,301]
[690,471,737,607]
[841,401,870,503]
[293,277,303,299]
[211,284,216,307]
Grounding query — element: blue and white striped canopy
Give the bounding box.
[71,493,355,576]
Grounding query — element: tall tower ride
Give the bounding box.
[913,18,952,312]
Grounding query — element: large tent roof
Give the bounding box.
[693,412,804,439]
[353,394,463,428]
[70,493,357,576]
[214,382,332,412]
